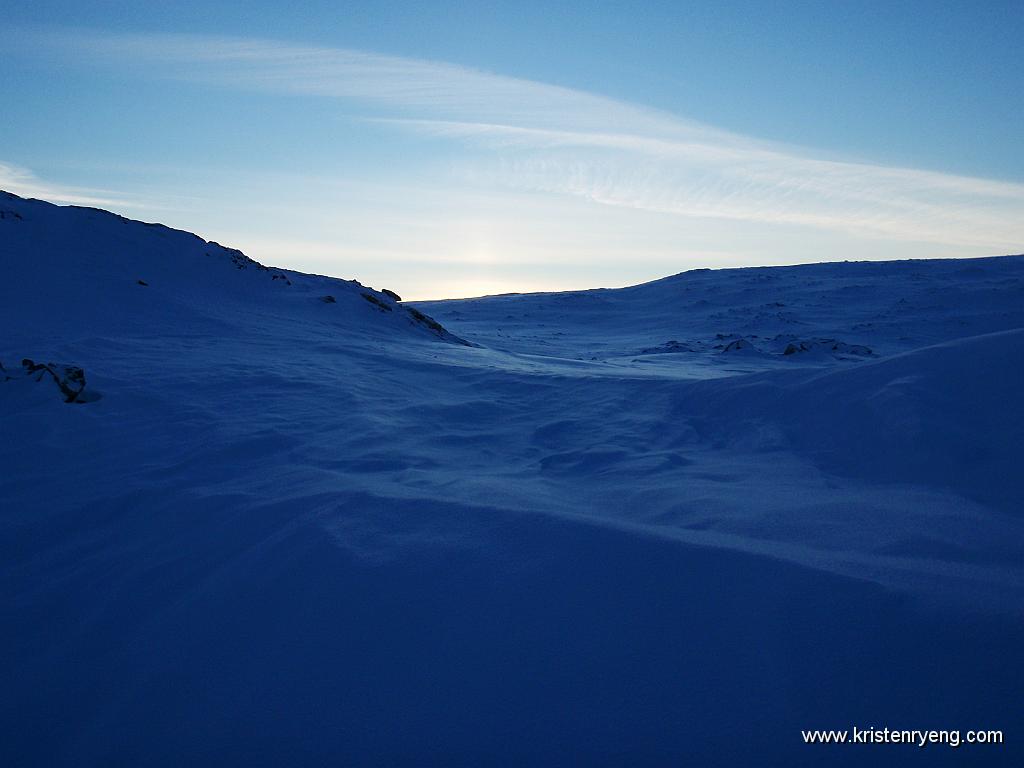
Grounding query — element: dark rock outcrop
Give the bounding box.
[361,293,393,312]
[722,338,758,353]
[639,340,696,355]
[14,358,91,403]
[406,306,443,332]
[783,339,873,358]
[404,307,472,346]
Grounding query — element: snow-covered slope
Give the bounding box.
[2,192,1022,766]
[0,190,467,346]
[418,256,1024,364]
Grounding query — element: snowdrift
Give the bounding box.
[677,328,1024,514]
[2,192,1022,766]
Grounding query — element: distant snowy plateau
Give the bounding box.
[2,190,1022,766]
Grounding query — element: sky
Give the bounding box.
[1,1,1022,299]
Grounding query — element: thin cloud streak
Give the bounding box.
[23,29,716,139]
[0,161,134,208]
[12,29,1024,251]
[384,120,1024,248]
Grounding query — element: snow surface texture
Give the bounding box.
[2,190,1022,766]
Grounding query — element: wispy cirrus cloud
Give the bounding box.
[383,119,1024,248]
[9,28,1024,252]
[0,161,133,208]
[17,29,707,137]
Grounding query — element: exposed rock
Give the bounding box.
[320,295,337,304]
[783,339,874,358]
[137,279,149,286]
[381,288,402,302]
[405,307,472,346]
[405,306,441,330]
[361,293,393,312]
[15,358,92,403]
[722,338,759,353]
[639,340,696,355]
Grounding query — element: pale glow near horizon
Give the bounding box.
[2,28,1022,299]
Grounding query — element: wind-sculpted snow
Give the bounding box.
[2,191,1022,765]
[678,329,1024,515]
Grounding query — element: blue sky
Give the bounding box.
[1,1,1022,298]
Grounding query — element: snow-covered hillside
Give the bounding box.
[0,191,467,346]
[2,191,1022,766]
